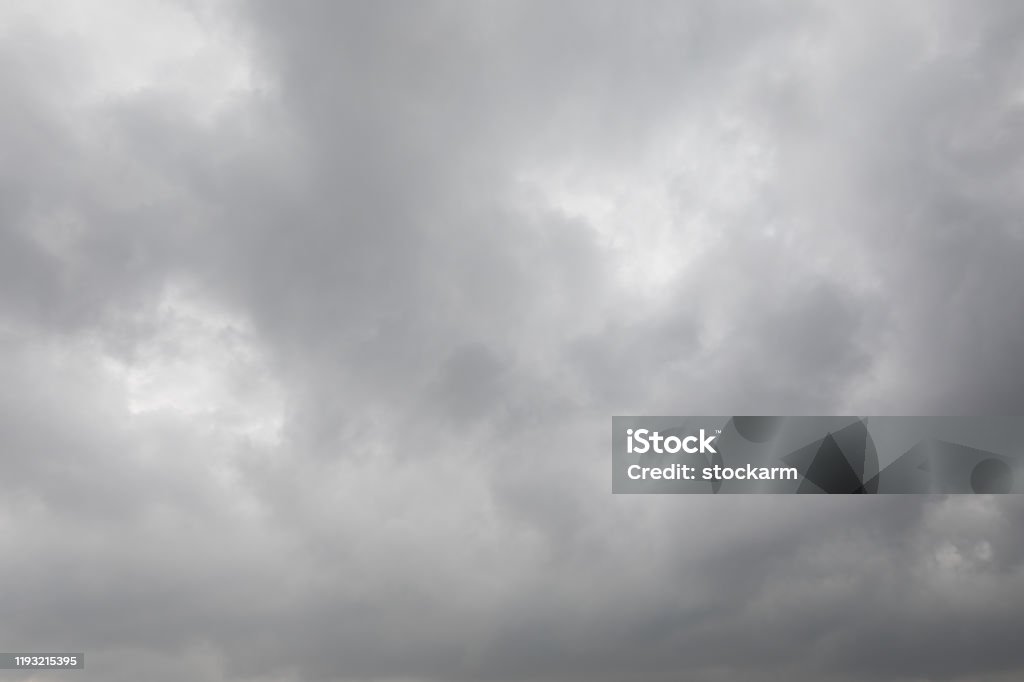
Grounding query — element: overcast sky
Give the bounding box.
[2,1,1024,681]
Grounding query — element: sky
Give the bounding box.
[2,1,1024,680]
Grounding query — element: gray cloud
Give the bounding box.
[2,1,1024,681]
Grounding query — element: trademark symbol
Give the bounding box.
[716,429,722,435]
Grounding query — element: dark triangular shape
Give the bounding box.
[830,419,868,481]
[784,433,865,494]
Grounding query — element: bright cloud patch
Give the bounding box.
[100,284,285,447]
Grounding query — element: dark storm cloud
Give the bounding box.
[3,1,1024,682]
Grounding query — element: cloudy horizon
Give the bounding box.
[2,1,1024,680]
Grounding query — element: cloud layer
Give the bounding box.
[2,1,1024,680]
